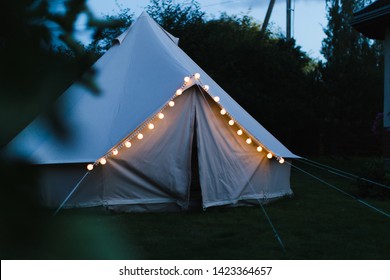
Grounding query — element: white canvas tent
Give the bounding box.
[4,12,299,212]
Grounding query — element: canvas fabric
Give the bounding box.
[62,87,292,211]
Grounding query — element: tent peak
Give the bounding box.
[114,11,179,46]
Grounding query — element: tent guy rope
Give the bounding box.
[287,161,390,219]
[195,81,286,252]
[297,157,390,190]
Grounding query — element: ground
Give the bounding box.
[1,157,389,259]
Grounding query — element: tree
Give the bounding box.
[320,0,384,155]
[0,0,124,259]
[144,0,318,154]
[0,0,122,146]
[146,0,205,31]
[86,8,134,56]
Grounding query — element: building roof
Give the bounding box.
[351,0,390,40]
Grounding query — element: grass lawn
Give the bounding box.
[1,157,389,260]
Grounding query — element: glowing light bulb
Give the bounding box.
[87,164,94,171]
[158,113,164,119]
[228,120,234,126]
[246,138,252,144]
[220,108,226,115]
[176,89,183,96]
[257,146,263,152]
[237,129,243,135]
[184,76,190,83]
[203,85,209,91]
[169,101,175,107]
[214,96,220,102]
[148,123,154,130]
[279,157,285,164]
[100,158,107,165]
[125,141,131,148]
[137,133,144,140]
[267,153,273,159]
[194,73,200,79]
[112,149,118,155]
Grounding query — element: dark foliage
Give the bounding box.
[320,0,384,156]
[0,0,385,157]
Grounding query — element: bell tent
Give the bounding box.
[4,12,299,212]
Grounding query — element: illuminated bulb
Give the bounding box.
[220,108,226,115]
[228,119,234,126]
[158,113,164,119]
[100,158,107,165]
[267,152,273,159]
[112,149,118,155]
[194,73,200,79]
[169,101,175,107]
[203,85,209,91]
[137,133,144,140]
[87,164,94,171]
[257,146,263,152]
[237,129,243,135]
[184,76,190,83]
[148,123,154,130]
[176,89,183,96]
[279,157,285,164]
[214,96,220,102]
[246,138,252,144]
[125,141,131,148]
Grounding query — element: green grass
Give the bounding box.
[1,157,389,260]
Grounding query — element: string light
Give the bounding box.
[90,73,285,172]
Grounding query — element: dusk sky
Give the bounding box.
[86,0,328,61]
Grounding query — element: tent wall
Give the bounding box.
[36,87,294,212]
[38,164,103,208]
[194,90,292,207]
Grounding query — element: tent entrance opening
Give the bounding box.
[189,117,202,209]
